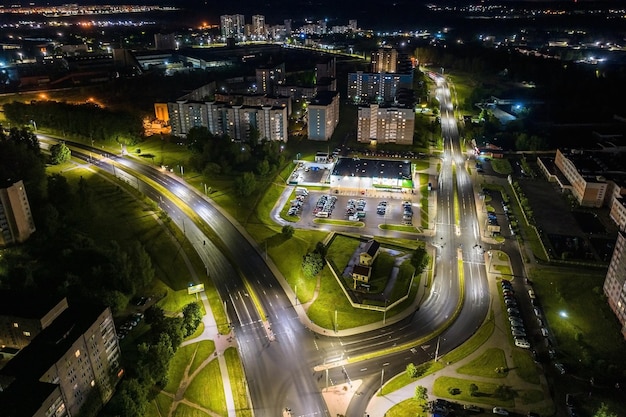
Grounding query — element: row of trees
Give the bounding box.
[3,100,144,145]
[105,303,202,417]
[183,126,288,196]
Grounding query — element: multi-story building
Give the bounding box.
[307,91,340,141]
[255,62,285,95]
[553,149,608,208]
[0,180,36,246]
[167,100,288,142]
[604,231,626,339]
[357,104,414,145]
[315,57,336,80]
[251,15,266,39]
[347,71,413,104]
[0,294,68,349]
[370,47,398,73]
[220,14,245,40]
[0,294,122,417]
[154,33,176,50]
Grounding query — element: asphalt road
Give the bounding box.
[37,75,510,417]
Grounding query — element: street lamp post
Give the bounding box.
[334,309,338,333]
[434,336,442,361]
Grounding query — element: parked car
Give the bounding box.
[464,404,483,413]
[512,329,527,338]
[493,407,509,415]
[515,338,531,349]
[554,363,566,375]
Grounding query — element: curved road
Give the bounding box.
[38,75,504,417]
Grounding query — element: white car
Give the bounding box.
[515,338,531,349]
[493,407,509,415]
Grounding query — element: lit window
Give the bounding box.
[23,331,31,337]
[13,322,18,328]
[75,349,81,358]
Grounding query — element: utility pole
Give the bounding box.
[434,336,441,362]
[334,309,338,333]
[380,368,385,393]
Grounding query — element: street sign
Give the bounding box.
[187,284,204,295]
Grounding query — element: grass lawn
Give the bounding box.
[186,358,227,416]
[433,376,515,407]
[510,349,540,385]
[441,311,495,365]
[381,361,444,396]
[172,402,211,417]
[315,218,364,227]
[307,267,383,329]
[385,398,429,417]
[164,344,199,394]
[493,264,512,276]
[225,347,253,417]
[489,159,513,175]
[456,348,508,378]
[414,160,430,171]
[148,393,174,417]
[326,234,361,275]
[189,340,216,375]
[380,224,420,233]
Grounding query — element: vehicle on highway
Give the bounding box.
[493,407,509,415]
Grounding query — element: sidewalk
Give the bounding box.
[362,250,554,417]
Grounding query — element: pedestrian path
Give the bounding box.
[360,250,554,417]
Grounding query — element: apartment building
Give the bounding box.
[604,231,626,339]
[251,15,266,39]
[370,47,398,73]
[553,149,608,208]
[255,62,285,95]
[0,180,36,246]
[357,104,414,145]
[168,100,288,142]
[0,294,122,417]
[307,91,340,141]
[220,14,245,40]
[347,71,413,104]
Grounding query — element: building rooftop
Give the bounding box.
[332,157,411,180]
[0,291,66,320]
[0,379,59,417]
[309,90,338,107]
[0,302,108,381]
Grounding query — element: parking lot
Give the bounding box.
[286,189,417,227]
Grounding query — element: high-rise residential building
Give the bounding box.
[347,71,413,104]
[604,231,626,339]
[284,19,292,35]
[371,47,398,73]
[357,104,414,145]
[0,294,122,417]
[167,100,288,143]
[307,91,340,141]
[220,14,245,40]
[0,180,36,246]
[255,62,285,95]
[348,19,358,31]
[316,57,336,80]
[154,33,176,50]
[251,15,266,39]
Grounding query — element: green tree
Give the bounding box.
[106,378,148,417]
[469,383,479,396]
[594,403,618,417]
[410,246,429,273]
[281,225,295,238]
[415,385,428,402]
[50,142,71,164]
[302,251,324,278]
[182,302,203,337]
[406,363,418,378]
[234,172,257,196]
[257,159,271,176]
